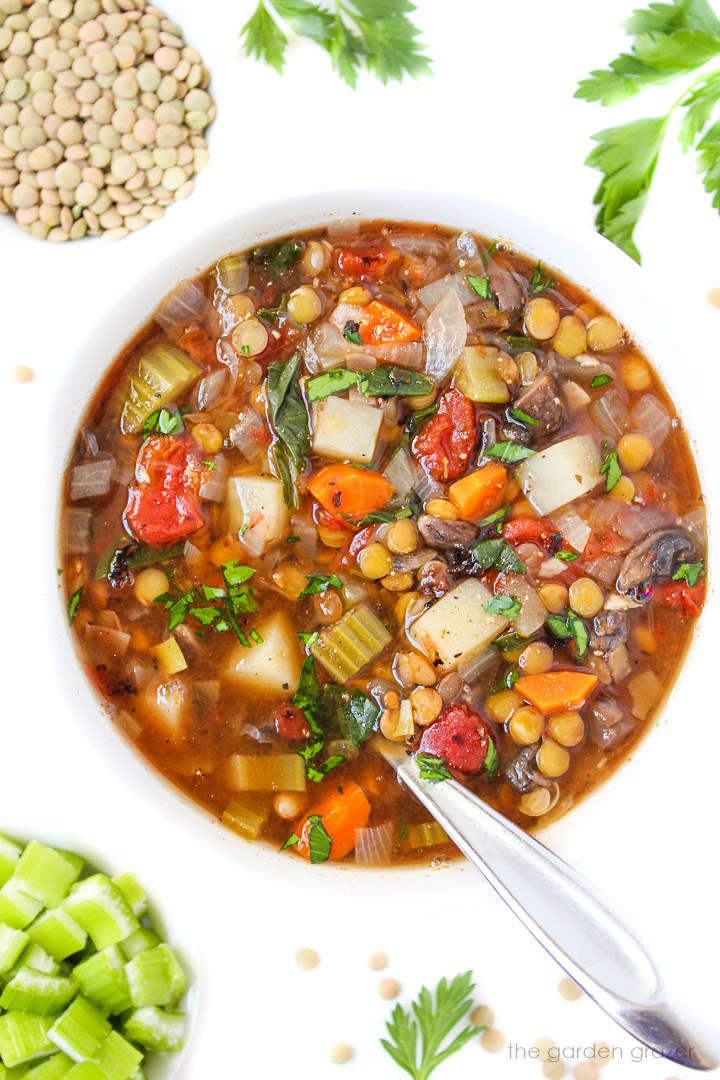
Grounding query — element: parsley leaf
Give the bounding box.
[279,832,300,851]
[266,354,311,508]
[591,374,614,388]
[358,499,418,526]
[343,320,363,346]
[672,559,704,585]
[529,261,555,295]
[415,753,453,783]
[142,406,184,440]
[358,367,434,398]
[467,274,493,299]
[485,440,536,464]
[546,610,590,659]
[484,738,499,780]
[555,550,580,562]
[508,406,538,427]
[298,572,343,598]
[477,505,511,533]
[600,444,623,492]
[67,586,83,625]
[240,0,287,71]
[484,594,522,619]
[307,815,333,863]
[471,538,527,574]
[306,367,358,402]
[322,685,380,746]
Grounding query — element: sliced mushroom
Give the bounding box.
[504,743,542,794]
[616,529,696,594]
[590,610,627,656]
[417,514,478,550]
[587,697,635,749]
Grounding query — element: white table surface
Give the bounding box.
[2,2,720,1077]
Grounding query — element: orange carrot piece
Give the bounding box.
[295,781,371,861]
[308,464,394,523]
[448,463,508,521]
[515,671,598,714]
[359,300,422,346]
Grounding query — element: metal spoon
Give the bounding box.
[375,736,716,1071]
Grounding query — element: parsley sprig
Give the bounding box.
[240,0,432,89]
[577,0,720,262]
[154,560,262,647]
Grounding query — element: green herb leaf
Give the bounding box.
[467,274,493,299]
[555,550,580,562]
[415,753,453,783]
[600,444,623,492]
[279,832,300,851]
[471,538,527,574]
[250,628,264,644]
[477,505,511,533]
[221,560,258,615]
[591,374,614,388]
[292,656,323,732]
[142,406,184,440]
[495,630,536,652]
[529,261,555,295]
[485,440,536,464]
[67,586,83,625]
[672,559,704,586]
[484,594,522,619]
[358,500,417,526]
[252,238,302,269]
[343,320,363,346]
[484,739,499,780]
[298,572,343,598]
[322,685,380,746]
[306,815,333,863]
[297,630,320,649]
[402,402,438,442]
[167,589,195,631]
[240,0,287,72]
[502,334,539,352]
[358,367,434,398]
[267,354,311,508]
[190,605,222,627]
[257,293,288,323]
[306,368,358,402]
[546,610,589,659]
[508,407,539,427]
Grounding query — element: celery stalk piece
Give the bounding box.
[0,927,29,976]
[118,930,160,963]
[14,846,82,910]
[9,946,59,980]
[0,1014,56,1067]
[25,1053,73,1079]
[109,878,147,921]
[0,837,23,889]
[0,969,78,1016]
[26,913,86,963]
[0,1066,30,1080]
[91,1032,142,1080]
[63,1066,104,1079]
[122,1009,184,1053]
[312,605,392,683]
[127,1069,147,1080]
[221,800,267,840]
[124,945,186,1009]
[120,346,200,435]
[48,998,110,1063]
[61,878,138,952]
[0,882,44,932]
[72,948,130,1017]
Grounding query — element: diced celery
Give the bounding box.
[0,882,43,932]
[124,946,185,1009]
[127,1069,147,1080]
[63,1066,104,1080]
[26,913,86,963]
[0,1014,55,1067]
[149,637,187,675]
[91,1032,142,1080]
[109,878,146,921]
[0,1066,29,1080]
[123,1009,184,1053]
[0,928,29,977]
[62,878,138,952]
[118,931,160,964]
[453,345,511,403]
[9,947,59,980]
[312,605,392,683]
[14,846,81,910]
[221,800,267,840]
[226,754,306,793]
[25,1053,73,1079]
[0,969,77,1016]
[72,949,130,1018]
[0,838,23,889]
[48,999,110,1064]
[404,822,449,850]
[53,857,83,885]
[120,346,200,435]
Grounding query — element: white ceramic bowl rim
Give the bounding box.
[48,188,715,903]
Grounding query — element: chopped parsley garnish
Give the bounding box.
[358,367,434,398]
[286,535,301,543]
[484,594,522,619]
[502,335,538,352]
[529,261,555,295]
[306,367,358,402]
[546,610,590,659]
[279,833,300,852]
[486,240,498,257]
[471,537,527,574]
[415,753,452,783]
[402,402,438,443]
[202,459,216,470]
[67,587,83,625]
[495,630,537,652]
[555,550,580,562]
[672,560,704,587]
[154,561,260,646]
[251,239,302,269]
[508,406,539,427]
[142,406,185,440]
[266,354,310,509]
[485,440,536,463]
[292,656,349,781]
[358,498,419,526]
[477,505,511,534]
[241,344,250,356]
[600,443,622,492]
[297,630,320,650]
[343,320,363,346]
[257,294,288,322]
[591,374,614,388]
[306,815,333,864]
[497,667,520,690]
[467,274,493,300]
[484,738,499,780]
[299,572,343,598]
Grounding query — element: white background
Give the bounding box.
[1,1,720,1078]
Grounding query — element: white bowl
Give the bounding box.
[49,189,716,904]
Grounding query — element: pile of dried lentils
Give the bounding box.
[0,0,214,240]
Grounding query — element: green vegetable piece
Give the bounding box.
[64,1066,104,1079]
[484,739,499,780]
[467,275,493,299]
[321,685,380,746]
[14,843,83,909]
[251,239,302,270]
[508,407,538,426]
[546,610,590,660]
[118,929,161,963]
[221,800,267,840]
[672,560,704,586]
[529,261,555,295]
[485,440,536,463]
[67,589,83,627]
[343,321,363,346]
[312,605,392,683]
[8,945,58,980]
[124,946,186,1010]
[306,816,333,865]
[0,835,23,888]
[415,754,452,783]
[298,573,343,599]
[123,1008,184,1054]
[591,374,614,388]
[26,1053,74,1079]
[95,540,184,582]
[120,346,199,436]
[91,1032,142,1080]
[471,538,527,574]
[0,969,78,1017]
[305,369,358,402]
[484,595,522,619]
[61,876,138,952]
[48,997,110,1062]
[0,1013,55,1067]
[279,833,300,852]
[600,445,622,492]
[555,550,580,562]
[110,876,147,920]
[0,880,44,931]
[357,368,434,398]
[0,926,29,977]
[266,355,310,509]
[72,947,131,1017]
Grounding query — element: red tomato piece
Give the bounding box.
[125,435,205,545]
[274,703,311,741]
[413,389,477,482]
[504,517,563,554]
[419,702,493,774]
[177,326,217,366]
[654,581,705,617]
[335,244,401,281]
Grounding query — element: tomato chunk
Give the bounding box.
[274,703,311,741]
[125,435,205,545]
[504,517,563,554]
[335,244,401,281]
[413,389,477,482]
[654,581,705,616]
[419,702,493,774]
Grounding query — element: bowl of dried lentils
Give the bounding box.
[0,0,215,240]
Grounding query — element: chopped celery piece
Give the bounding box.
[0,928,29,976]
[24,1053,73,1079]
[120,346,200,435]
[226,754,306,793]
[221,800,267,840]
[10,947,58,979]
[0,970,77,1016]
[124,946,185,1009]
[109,878,146,921]
[62,878,138,951]
[123,1009,184,1053]
[0,882,43,931]
[0,1014,55,1067]
[312,605,392,683]
[14,847,81,911]
[404,822,449,850]
[0,1067,29,1080]
[118,931,159,963]
[91,1033,142,1080]
[72,950,130,1017]
[26,913,86,963]
[64,1066,104,1079]
[0,837,23,889]
[48,999,110,1063]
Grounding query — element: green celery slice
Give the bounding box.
[0,837,23,889]
[109,878,147,921]
[118,930,160,963]
[122,1008,184,1053]
[312,605,392,683]
[0,1014,56,1067]
[0,969,78,1016]
[9,946,59,980]
[120,346,200,435]
[0,927,29,976]
[48,998,110,1063]
[124,946,185,1009]
[72,949,130,1017]
[221,800,267,840]
[24,1053,73,1079]
[14,845,82,910]
[0,881,44,931]
[61,878,138,951]
[63,1066,104,1079]
[91,1032,142,1080]
[26,913,86,963]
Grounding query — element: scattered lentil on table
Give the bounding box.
[0,0,214,240]
[295,946,319,970]
[470,1004,494,1028]
[328,1042,353,1065]
[480,1027,506,1053]
[11,361,33,380]
[558,976,583,1001]
[378,977,400,1001]
[367,951,389,971]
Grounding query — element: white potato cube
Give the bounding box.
[312,396,383,463]
[226,474,288,551]
[516,434,602,516]
[226,613,302,697]
[408,579,509,671]
[138,676,188,738]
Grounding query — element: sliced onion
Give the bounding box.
[237,721,273,743]
[70,456,114,501]
[515,542,545,576]
[607,643,631,680]
[563,380,591,412]
[329,301,366,332]
[111,451,135,487]
[290,514,317,559]
[228,408,264,459]
[423,289,467,379]
[383,447,417,502]
[552,508,591,553]
[343,580,370,605]
[417,272,476,309]
[550,353,614,383]
[197,367,233,412]
[64,507,92,553]
[354,823,393,866]
[96,609,122,631]
[154,278,206,338]
[630,394,670,446]
[588,389,630,440]
[199,454,228,503]
[175,623,201,650]
[84,624,131,662]
[414,468,444,502]
[240,519,270,557]
[183,540,204,565]
[679,507,707,547]
[458,647,498,685]
[584,554,623,588]
[539,557,568,578]
[127,658,154,692]
[364,341,423,369]
[304,321,355,373]
[495,573,546,636]
[81,430,99,456]
[391,235,448,258]
[327,217,361,239]
[450,230,480,265]
[392,549,436,573]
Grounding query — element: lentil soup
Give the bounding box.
[59,221,707,866]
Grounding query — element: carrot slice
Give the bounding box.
[448,463,508,521]
[515,671,598,714]
[295,781,371,861]
[358,300,422,346]
[308,464,394,523]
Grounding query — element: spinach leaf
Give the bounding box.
[471,538,527,574]
[358,367,434,398]
[266,354,310,508]
[306,368,358,402]
[322,685,380,746]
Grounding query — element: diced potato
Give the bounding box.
[516,434,601,515]
[453,346,510,403]
[150,637,187,675]
[311,396,383,463]
[226,613,302,696]
[226,474,288,550]
[408,579,509,671]
[138,677,188,737]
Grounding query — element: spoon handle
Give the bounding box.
[396,758,715,1071]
